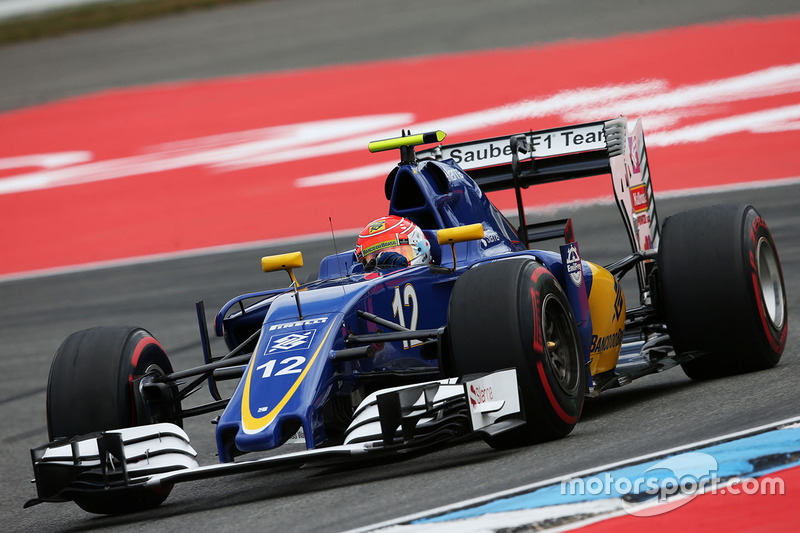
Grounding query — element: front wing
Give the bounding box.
[26,369,522,508]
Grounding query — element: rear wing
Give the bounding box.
[418,117,660,298]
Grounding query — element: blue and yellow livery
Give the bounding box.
[33,117,786,514]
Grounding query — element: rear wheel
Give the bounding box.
[447,258,585,448]
[658,204,787,379]
[46,326,180,513]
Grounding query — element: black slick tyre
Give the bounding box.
[46,326,179,513]
[447,258,585,448]
[658,204,787,379]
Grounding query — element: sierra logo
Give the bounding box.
[469,383,494,408]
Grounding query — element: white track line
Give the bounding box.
[1,175,798,284]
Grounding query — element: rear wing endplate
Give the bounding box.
[418,117,660,300]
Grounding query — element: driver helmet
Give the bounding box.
[355,216,431,268]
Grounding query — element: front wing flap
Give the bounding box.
[26,423,198,507]
[27,370,522,506]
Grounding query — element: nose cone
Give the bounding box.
[216,315,341,458]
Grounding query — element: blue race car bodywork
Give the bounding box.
[212,155,599,460]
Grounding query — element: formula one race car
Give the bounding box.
[26,117,787,514]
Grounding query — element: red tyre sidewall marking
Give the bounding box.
[129,335,160,371]
[536,359,577,425]
[127,335,162,425]
[530,286,543,354]
[748,217,787,354]
[530,266,577,424]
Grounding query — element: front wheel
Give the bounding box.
[46,326,180,513]
[447,258,585,448]
[658,204,787,379]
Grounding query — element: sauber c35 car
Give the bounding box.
[26,117,787,514]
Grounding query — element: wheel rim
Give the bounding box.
[541,293,580,395]
[143,363,166,377]
[756,237,785,329]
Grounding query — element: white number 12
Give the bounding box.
[256,356,306,378]
[392,284,421,349]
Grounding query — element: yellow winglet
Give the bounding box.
[436,224,484,271]
[261,251,303,272]
[368,130,446,153]
[262,251,303,285]
[437,223,484,245]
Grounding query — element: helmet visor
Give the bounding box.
[360,243,417,265]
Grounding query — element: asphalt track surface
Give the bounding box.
[2,0,799,531]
